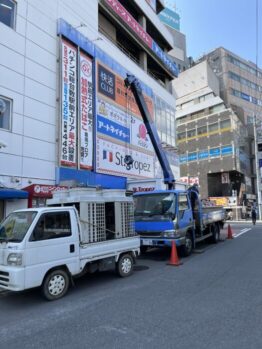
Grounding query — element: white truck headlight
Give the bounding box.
[7,253,23,266]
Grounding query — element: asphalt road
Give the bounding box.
[1,223,262,349]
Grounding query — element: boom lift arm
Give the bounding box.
[124,74,175,189]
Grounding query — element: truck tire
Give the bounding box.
[41,269,70,301]
[116,254,133,277]
[181,231,193,257]
[211,223,220,244]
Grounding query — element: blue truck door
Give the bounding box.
[177,193,193,233]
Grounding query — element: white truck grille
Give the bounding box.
[0,271,9,288]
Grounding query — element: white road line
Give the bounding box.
[234,228,252,238]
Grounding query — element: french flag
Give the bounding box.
[103,150,113,162]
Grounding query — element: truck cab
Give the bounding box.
[0,208,82,294]
[134,190,195,256]
[134,187,225,256]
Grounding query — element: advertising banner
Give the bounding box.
[179,177,199,185]
[209,197,228,206]
[159,7,180,31]
[60,40,94,170]
[79,52,93,169]
[105,0,152,48]
[96,138,154,178]
[209,147,221,158]
[96,61,155,179]
[198,149,209,160]
[61,39,77,167]
[221,172,230,184]
[221,145,233,156]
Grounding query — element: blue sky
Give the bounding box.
[167,0,262,68]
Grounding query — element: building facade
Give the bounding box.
[198,48,262,213]
[0,0,179,219]
[173,61,249,214]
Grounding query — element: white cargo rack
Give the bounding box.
[47,188,135,243]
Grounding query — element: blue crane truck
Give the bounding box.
[124,75,225,256]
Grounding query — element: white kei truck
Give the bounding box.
[0,188,140,300]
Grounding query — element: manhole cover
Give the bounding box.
[134,265,149,271]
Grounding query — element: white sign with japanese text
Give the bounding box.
[61,39,77,167]
[80,52,93,169]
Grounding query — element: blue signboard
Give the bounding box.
[180,154,187,164]
[97,115,130,143]
[188,152,197,162]
[221,145,233,156]
[198,150,209,160]
[159,7,180,31]
[152,41,179,77]
[209,148,221,158]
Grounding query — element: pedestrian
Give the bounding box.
[251,205,257,225]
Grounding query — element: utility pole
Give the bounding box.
[253,113,262,220]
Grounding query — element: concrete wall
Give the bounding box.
[172,61,219,100]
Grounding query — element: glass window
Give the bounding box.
[220,119,231,129]
[188,152,197,162]
[197,125,207,135]
[187,128,196,138]
[134,193,176,217]
[0,211,37,242]
[30,211,72,241]
[178,131,186,140]
[0,0,16,29]
[0,96,12,130]
[209,122,219,133]
[178,195,189,211]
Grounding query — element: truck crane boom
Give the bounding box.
[124,74,175,190]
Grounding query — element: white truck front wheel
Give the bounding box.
[42,269,70,301]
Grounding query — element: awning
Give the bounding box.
[0,188,29,199]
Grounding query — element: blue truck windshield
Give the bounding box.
[134,193,176,217]
[0,211,37,242]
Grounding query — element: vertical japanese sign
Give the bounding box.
[79,52,93,169]
[61,39,77,167]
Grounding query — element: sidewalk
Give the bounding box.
[225,220,262,224]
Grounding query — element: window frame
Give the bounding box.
[178,194,190,211]
[0,95,12,131]
[30,211,72,242]
[0,0,17,30]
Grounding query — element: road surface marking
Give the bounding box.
[234,228,251,238]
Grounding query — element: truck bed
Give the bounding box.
[79,236,140,263]
[194,206,225,226]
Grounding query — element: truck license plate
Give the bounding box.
[142,240,153,246]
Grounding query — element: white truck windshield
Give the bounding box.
[0,211,37,242]
[134,193,176,217]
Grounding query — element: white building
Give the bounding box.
[0,0,179,219]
